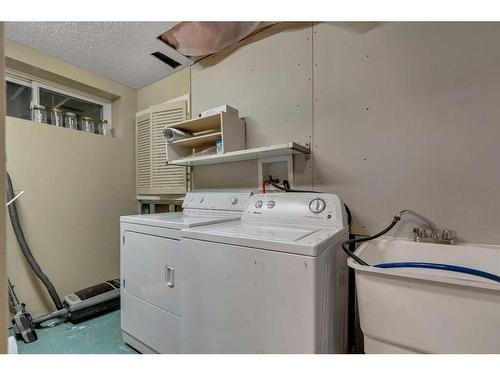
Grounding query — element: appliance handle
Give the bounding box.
[165,265,175,288]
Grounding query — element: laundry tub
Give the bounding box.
[348,238,500,353]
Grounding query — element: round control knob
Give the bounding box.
[309,198,326,213]
[255,200,263,209]
[230,197,238,205]
[266,201,276,209]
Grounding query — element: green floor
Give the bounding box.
[13,310,138,354]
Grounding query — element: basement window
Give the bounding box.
[5,73,112,132]
[5,77,32,120]
[39,87,104,124]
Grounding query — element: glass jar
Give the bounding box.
[50,108,64,127]
[64,112,77,130]
[31,104,47,124]
[81,116,95,133]
[99,120,112,136]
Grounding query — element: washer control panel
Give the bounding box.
[183,191,253,212]
[243,193,346,228]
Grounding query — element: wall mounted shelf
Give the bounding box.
[167,142,310,167]
[166,112,245,162]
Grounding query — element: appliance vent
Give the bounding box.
[151,51,181,69]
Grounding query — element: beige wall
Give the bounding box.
[137,68,190,112]
[5,41,137,316]
[0,22,8,354]
[189,22,500,245]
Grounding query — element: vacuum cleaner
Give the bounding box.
[6,172,121,343]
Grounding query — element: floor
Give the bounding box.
[13,310,137,354]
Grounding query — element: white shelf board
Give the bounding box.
[167,142,310,166]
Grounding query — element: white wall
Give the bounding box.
[5,41,137,316]
[190,22,500,244]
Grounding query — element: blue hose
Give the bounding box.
[374,262,500,283]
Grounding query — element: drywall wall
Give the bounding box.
[313,22,500,243]
[0,22,8,354]
[188,22,500,244]
[137,68,190,112]
[5,40,137,316]
[191,23,313,190]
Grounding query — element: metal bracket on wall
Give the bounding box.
[304,142,311,160]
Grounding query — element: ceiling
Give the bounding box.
[5,22,192,89]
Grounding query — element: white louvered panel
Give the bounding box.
[136,111,152,194]
[151,100,188,194]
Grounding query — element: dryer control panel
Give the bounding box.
[182,191,253,212]
[243,193,347,228]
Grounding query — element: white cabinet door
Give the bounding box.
[123,231,180,316]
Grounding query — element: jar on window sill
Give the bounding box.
[50,107,64,127]
[98,120,112,136]
[31,104,47,124]
[64,112,77,130]
[81,116,95,133]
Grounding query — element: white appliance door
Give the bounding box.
[123,231,180,316]
[180,238,316,353]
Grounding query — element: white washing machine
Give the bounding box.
[179,192,349,353]
[119,191,252,353]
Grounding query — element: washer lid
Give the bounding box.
[181,221,347,256]
[120,212,242,230]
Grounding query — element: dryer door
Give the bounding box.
[122,231,180,316]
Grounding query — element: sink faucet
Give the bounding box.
[396,210,456,245]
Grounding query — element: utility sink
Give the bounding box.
[349,238,500,353]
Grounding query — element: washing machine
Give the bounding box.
[179,192,349,353]
[119,191,252,353]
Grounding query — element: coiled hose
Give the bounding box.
[6,172,64,310]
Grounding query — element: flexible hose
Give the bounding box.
[341,216,401,266]
[341,211,500,283]
[6,172,64,310]
[375,262,500,283]
[32,308,69,325]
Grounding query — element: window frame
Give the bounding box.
[5,72,112,126]
[4,74,33,120]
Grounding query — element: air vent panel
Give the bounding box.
[151,51,181,69]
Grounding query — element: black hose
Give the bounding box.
[6,172,64,310]
[341,216,401,266]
